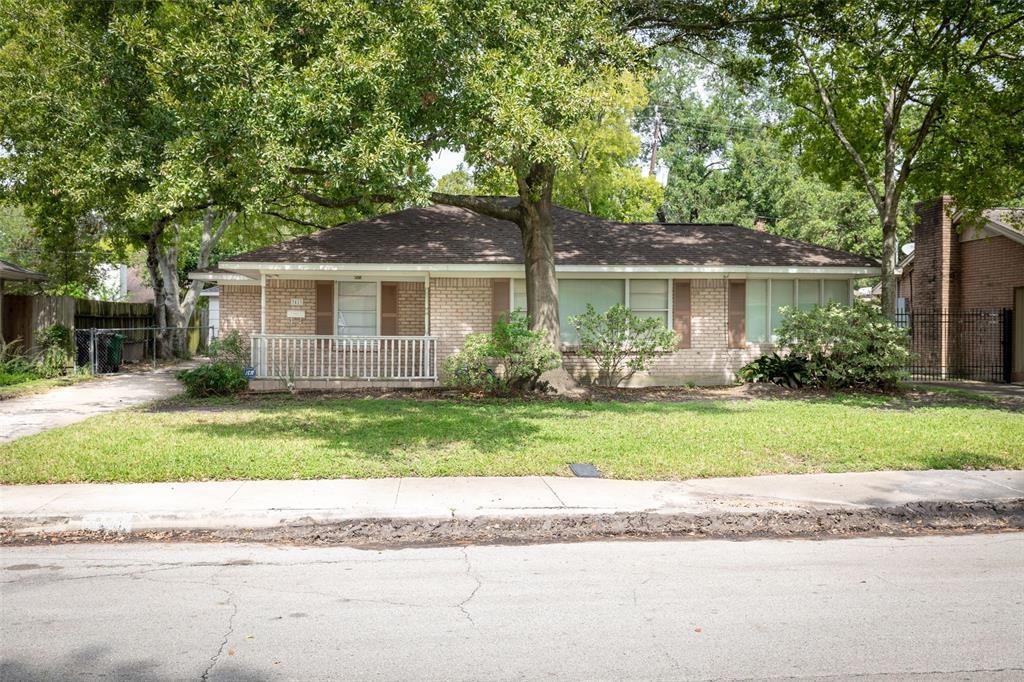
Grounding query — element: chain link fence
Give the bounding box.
[74,326,216,375]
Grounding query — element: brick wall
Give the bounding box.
[562,279,769,386]
[429,277,494,361]
[911,196,960,313]
[397,282,426,336]
[265,279,316,334]
[219,285,261,340]
[959,236,1024,309]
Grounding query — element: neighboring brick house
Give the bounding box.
[892,197,1024,383]
[191,202,878,389]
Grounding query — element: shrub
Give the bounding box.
[569,304,677,387]
[442,311,559,392]
[208,331,248,369]
[766,302,910,389]
[737,352,809,389]
[442,333,499,391]
[176,362,248,398]
[38,324,72,354]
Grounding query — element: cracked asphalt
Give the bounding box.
[1,534,1022,680]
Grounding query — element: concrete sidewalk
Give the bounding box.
[0,365,189,443]
[2,469,1022,536]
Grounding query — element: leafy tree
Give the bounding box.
[749,0,1024,316]
[436,74,664,223]
[627,1,1024,316]
[646,48,911,258]
[428,1,645,348]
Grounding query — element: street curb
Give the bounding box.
[3,498,1022,546]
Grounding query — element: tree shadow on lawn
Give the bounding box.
[168,399,738,463]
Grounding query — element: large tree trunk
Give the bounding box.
[157,209,238,356]
[144,218,173,359]
[879,211,899,318]
[515,163,560,348]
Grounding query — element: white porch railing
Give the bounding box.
[250,334,438,381]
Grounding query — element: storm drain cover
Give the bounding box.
[569,462,601,478]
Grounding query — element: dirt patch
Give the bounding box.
[5,499,1021,548]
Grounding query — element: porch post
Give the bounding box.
[260,273,267,334]
[423,274,430,336]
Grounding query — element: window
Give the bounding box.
[628,279,670,327]
[336,281,377,336]
[797,280,820,311]
[824,280,849,304]
[559,279,625,343]
[769,279,794,336]
[746,280,769,343]
[512,278,671,344]
[746,279,852,343]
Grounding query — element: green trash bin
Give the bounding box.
[96,331,125,372]
[108,333,124,371]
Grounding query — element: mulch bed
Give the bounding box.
[147,381,1023,413]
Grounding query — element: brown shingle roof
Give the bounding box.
[224,203,878,268]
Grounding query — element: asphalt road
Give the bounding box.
[1,534,1022,681]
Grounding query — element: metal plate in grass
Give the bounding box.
[569,462,601,478]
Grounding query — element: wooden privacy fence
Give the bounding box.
[1,294,155,353]
[74,298,155,332]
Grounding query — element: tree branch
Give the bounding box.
[796,41,884,214]
[429,193,520,222]
[291,186,396,209]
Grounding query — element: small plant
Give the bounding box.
[442,312,559,392]
[569,304,677,387]
[0,338,34,376]
[738,352,808,389]
[176,362,248,398]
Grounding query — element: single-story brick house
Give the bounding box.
[191,202,879,389]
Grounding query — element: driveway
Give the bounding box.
[0,367,187,443]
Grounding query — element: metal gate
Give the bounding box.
[895,309,1013,383]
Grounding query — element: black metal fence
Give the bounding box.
[895,308,1013,383]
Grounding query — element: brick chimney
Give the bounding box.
[911,196,960,313]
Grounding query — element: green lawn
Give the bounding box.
[0,373,92,401]
[2,393,1021,484]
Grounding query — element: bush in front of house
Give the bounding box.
[740,302,910,390]
[177,330,249,397]
[177,362,248,398]
[442,311,560,392]
[208,330,248,368]
[569,304,677,387]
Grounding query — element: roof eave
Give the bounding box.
[218,261,880,277]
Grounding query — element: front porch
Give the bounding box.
[249,333,439,389]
